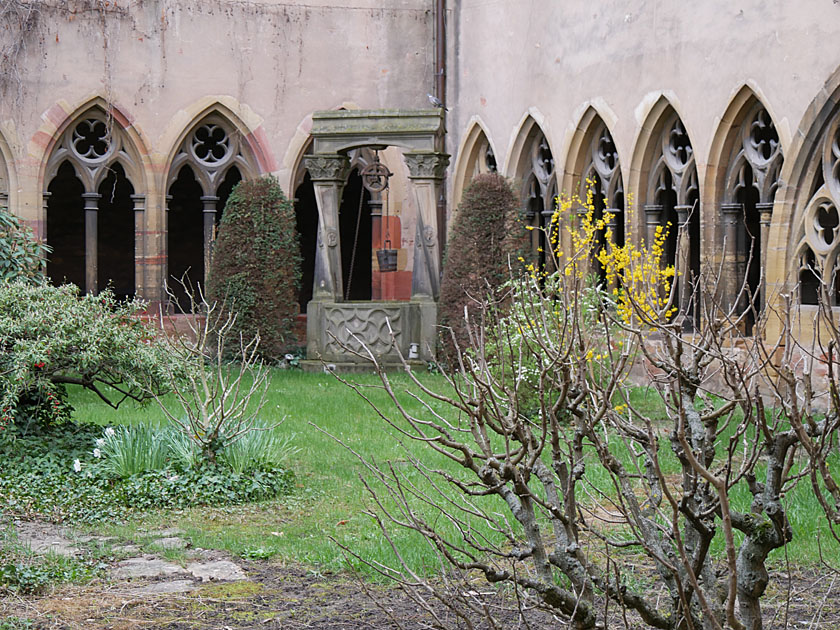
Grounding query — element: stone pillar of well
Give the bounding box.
[305,154,351,303]
[405,151,449,361]
[644,204,663,249]
[675,204,693,328]
[82,192,101,294]
[200,195,219,288]
[132,194,146,301]
[405,152,449,301]
[757,201,774,312]
[721,202,743,313]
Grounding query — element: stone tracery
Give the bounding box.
[720,103,783,317]
[44,108,143,297]
[166,114,258,306]
[643,111,700,326]
[794,114,840,304]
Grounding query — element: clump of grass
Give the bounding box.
[221,422,298,474]
[99,425,169,477]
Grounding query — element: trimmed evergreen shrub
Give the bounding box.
[437,173,530,357]
[207,176,301,359]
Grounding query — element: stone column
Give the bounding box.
[41,192,51,241]
[82,192,101,294]
[161,194,172,305]
[675,204,693,328]
[757,201,773,312]
[644,204,663,248]
[404,152,449,301]
[40,192,51,274]
[721,202,743,312]
[200,195,219,287]
[305,154,350,302]
[132,194,146,300]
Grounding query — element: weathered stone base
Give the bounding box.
[298,360,427,374]
[305,299,437,365]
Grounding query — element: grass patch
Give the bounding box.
[59,370,840,578]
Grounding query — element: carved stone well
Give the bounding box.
[301,109,448,369]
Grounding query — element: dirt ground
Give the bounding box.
[3,563,840,629]
[2,520,839,629]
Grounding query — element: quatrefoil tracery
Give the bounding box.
[71,118,112,163]
[191,124,231,166]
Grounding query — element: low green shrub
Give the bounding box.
[0,205,50,284]
[220,422,298,474]
[98,425,170,477]
[0,282,176,430]
[0,422,294,524]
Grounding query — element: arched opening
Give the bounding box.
[97,163,135,300]
[295,171,318,312]
[639,109,700,327]
[338,169,372,301]
[46,161,85,289]
[167,165,204,310]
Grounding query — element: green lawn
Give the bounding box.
[66,370,840,578]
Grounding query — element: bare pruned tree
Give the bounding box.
[331,234,840,629]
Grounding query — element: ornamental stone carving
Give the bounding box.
[404,152,450,179]
[648,114,697,207]
[792,111,840,303]
[45,110,142,193]
[168,114,258,196]
[581,122,624,211]
[323,305,402,355]
[305,154,351,181]
[325,227,339,247]
[423,225,436,246]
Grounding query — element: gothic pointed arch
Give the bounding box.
[508,115,556,268]
[629,97,700,325]
[164,106,264,308]
[562,107,626,273]
[451,119,497,210]
[41,99,147,297]
[707,86,784,326]
[757,66,840,331]
[0,132,11,211]
[40,98,148,195]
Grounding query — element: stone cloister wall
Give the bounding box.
[0,0,432,308]
[447,0,840,342]
[5,1,840,349]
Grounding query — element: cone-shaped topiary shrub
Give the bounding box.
[207,175,301,360]
[437,173,530,358]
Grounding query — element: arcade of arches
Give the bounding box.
[12,86,840,356]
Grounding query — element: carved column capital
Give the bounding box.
[201,195,219,213]
[404,152,450,179]
[674,204,693,228]
[721,202,743,225]
[644,204,663,225]
[82,192,101,211]
[305,154,351,182]
[130,194,146,212]
[757,201,774,226]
